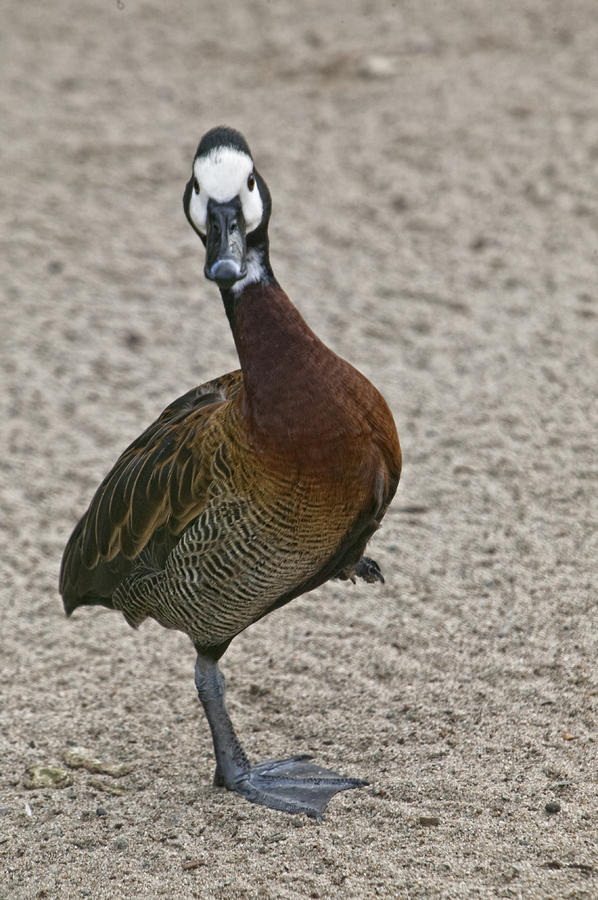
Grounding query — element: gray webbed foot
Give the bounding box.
[195,654,366,819]
[231,755,366,820]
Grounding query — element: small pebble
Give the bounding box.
[545,800,561,814]
[264,832,286,844]
[88,778,129,796]
[359,55,397,79]
[96,808,107,817]
[115,837,128,850]
[23,766,72,790]
[419,815,440,827]
[62,746,133,777]
[124,331,143,350]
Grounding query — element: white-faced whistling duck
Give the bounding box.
[60,126,402,819]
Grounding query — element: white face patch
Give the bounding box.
[188,147,264,235]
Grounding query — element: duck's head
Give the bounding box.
[183,126,272,291]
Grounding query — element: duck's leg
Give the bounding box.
[194,653,366,819]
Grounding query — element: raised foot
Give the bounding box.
[225,754,367,819]
[354,556,384,584]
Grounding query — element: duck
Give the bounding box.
[60,126,401,819]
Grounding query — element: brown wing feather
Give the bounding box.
[60,371,242,612]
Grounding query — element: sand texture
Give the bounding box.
[1,1,597,897]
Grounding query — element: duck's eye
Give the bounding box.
[247,172,255,192]
[193,177,200,194]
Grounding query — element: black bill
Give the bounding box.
[204,197,247,288]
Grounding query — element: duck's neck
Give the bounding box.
[220,244,276,328]
[220,250,345,448]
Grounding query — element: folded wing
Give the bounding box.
[60,371,243,613]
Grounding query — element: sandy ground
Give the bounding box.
[1,1,597,897]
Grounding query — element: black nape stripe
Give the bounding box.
[196,126,252,161]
